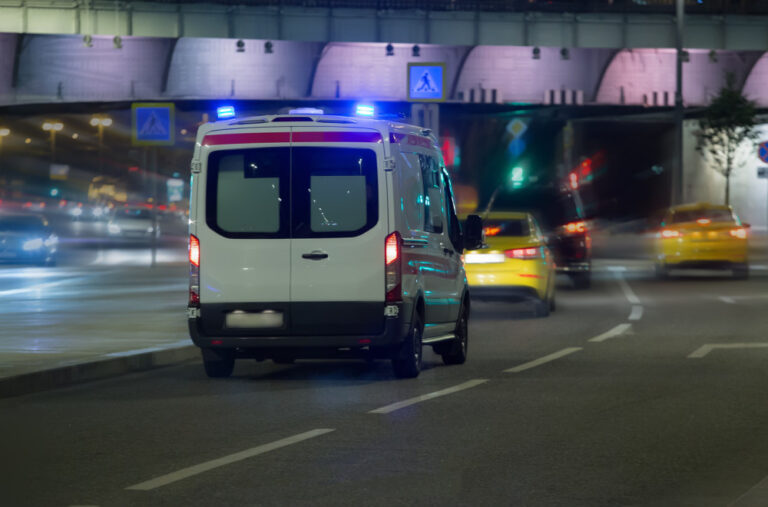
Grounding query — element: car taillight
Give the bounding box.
[385,232,402,303]
[189,234,200,308]
[660,229,681,239]
[505,247,540,259]
[564,221,586,234]
[730,228,747,239]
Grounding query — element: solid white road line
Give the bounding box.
[588,323,633,343]
[616,273,641,305]
[504,347,582,373]
[688,343,768,359]
[125,429,335,491]
[719,296,737,304]
[628,305,644,321]
[368,379,489,414]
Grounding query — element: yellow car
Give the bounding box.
[463,212,556,316]
[655,202,749,279]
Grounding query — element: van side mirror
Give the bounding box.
[464,214,483,250]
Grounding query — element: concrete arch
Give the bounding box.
[12,34,173,104]
[0,34,17,105]
[165,38,323,99]
[310,42,468,100]
[454,46,615,104]
[596,49,760,106]
[742,52,768,107]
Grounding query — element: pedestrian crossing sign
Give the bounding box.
[408,63,446,102]
[132,102,175,146]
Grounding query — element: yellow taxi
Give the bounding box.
[655,202,750,279]
[462,212,556,316]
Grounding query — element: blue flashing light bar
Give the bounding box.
[355,104,375,117]
[217,106,236,119]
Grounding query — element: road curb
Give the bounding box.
[0,344,199,399]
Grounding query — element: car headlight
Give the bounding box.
[70,207,83,217]
[146,226,154,233]
[44,235,58,247]
[93,207,103,217]
[108,223,121,234]
[22,238,44,251]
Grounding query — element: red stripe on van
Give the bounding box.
[202,132,290,146]
[389,132,434,149]
[292,132,382,143]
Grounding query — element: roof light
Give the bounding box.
[289,108,324,115]
[356,104,375,117]
[697,218,711,225]
[217,106,236,119]
[483,226,501,237]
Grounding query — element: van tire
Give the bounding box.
[392,314,423,378]
[202,349,235,378]
[441,304,469,365]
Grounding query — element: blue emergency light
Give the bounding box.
[355,104,375,117]
[217,106,236,119]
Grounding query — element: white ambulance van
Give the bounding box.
[187,113,483,378]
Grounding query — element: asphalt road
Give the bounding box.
[2,262,768,506]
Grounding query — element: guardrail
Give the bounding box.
[149,0,768,15]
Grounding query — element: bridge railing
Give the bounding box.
[150,0,768,15]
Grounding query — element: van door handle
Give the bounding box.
[302,251,328,260]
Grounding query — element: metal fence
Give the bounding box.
[149,0,768,14]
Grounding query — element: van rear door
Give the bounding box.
[198,130,291,320]
[289,130,387,335]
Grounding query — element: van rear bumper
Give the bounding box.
[188,301,411,357]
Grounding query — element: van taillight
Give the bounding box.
[385,232,402,303]
[189,235,200,308]
[190,234,200,267]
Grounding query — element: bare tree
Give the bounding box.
[696,73,760,206]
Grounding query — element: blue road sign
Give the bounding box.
[759,141,768,164]
[132,103,175,146]
[408,63,446,102]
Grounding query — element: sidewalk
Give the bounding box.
[0,264,198,397]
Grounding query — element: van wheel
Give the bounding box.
[202,348,235,378]
[441,304,469,365]
[392,314,423,378]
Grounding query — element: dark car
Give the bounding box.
[0,214,58,266]
[486,184,592,288]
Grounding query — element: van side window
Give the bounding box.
[441,170,462,251]
[399,152,426,231]
[419,154,443,234]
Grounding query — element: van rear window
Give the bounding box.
[206,146,377,238]
[206,147,290,238]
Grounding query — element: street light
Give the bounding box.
[91,115,113,173]
[42,121,64,162]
